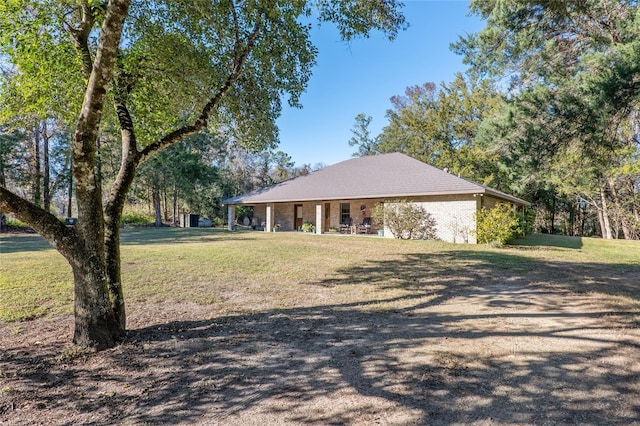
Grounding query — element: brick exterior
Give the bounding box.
[249,196,476,242]
[404,195,477,243]
[244,195,519,243]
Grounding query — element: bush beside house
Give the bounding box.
[373,200,438,240]
[474,202,520,246]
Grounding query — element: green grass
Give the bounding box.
[1,230,639,322]
[0,235,73,321]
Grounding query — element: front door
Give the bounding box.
[324,202,331,232]
[294,204,303,230]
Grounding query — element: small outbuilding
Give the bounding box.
[221,153,529,243]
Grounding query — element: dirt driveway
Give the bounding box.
[1,246,640,425]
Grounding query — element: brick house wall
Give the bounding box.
[249,196,476,241]
[409,195,477,243]
[245,195,516,243]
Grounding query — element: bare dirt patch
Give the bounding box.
[2,240,640,425]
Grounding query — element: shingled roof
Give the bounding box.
[222,153,529,206]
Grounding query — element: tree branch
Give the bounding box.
[66,1,97,78]
[73,0,130,255]
[0,187,80,264]
[105,97,139,220]
[138,19,262,164]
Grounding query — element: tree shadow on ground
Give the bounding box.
[511,233,584,249]
[1,250,639,424]
[0,227,251,254]
[0,234,54,254]
[118,227,252,246]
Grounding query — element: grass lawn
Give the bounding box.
[1,228,639,322]
[1,229,639,424]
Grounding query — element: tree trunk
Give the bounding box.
[67,159,73,217]
[153,181,162,227]
[163,186,169,223]
[0,185,121,348]
[550,194,556,234]
[72,257,121,349]
[607,177,631,239]
[569,203,575,236]
[0,154,6,232]
[32,122,42,207]
[103,99,141,330]
[96,135,102,186]
[43,122,51,213]
[630,178,639,240]
[69,0,131,348]
[173,184,178,227]
[598,187,613,239]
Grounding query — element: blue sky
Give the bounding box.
[276,0,484,167]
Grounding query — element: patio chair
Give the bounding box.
[339,217,353,234]
[357,217,372,234]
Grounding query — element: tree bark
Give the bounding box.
[32,122,42,207]
[598,187,613,239]
[568,203,575,236]
[173,184,178,227]
[67,159,73,217]
[103,100,140,330]
[72,256,120,350]
[607,176,631,239]
[0,148,6,232]
[153,181,162,227]
[629,178,639,240]
[163,186,169,223]
[550,194,556,234]
[43,121,51,213]
[70,0,131,347]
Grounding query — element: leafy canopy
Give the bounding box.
[1,0,407,153]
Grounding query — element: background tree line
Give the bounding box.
[348,0,640,240]
[0,122,314,229]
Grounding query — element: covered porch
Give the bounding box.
[226,199,381,235]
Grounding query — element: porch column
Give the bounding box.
[227,205,235,231]
[315,203,323,234]
[266,203,274,232]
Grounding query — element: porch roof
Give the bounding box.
[222,153,529,206]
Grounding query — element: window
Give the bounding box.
[340,203,350,224]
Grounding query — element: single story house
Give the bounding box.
[221,153,529,243]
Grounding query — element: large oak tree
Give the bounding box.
[0,0,405,349]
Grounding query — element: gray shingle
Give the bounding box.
[222,153,528,206]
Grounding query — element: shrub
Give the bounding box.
[514,208,534,237]
[474,203,519,246]
[372,200,437,240]
[6,219,29,228]
[120,213,154,226]
[300,221,315,232]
